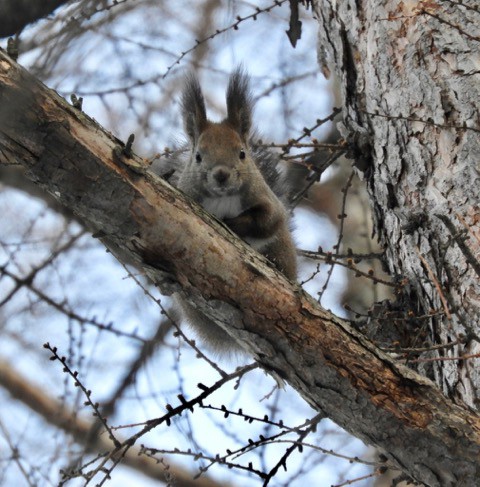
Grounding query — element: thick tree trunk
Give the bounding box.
[0,47,479,485]
[315,0,480,406]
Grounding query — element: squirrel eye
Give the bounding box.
[239,149,246,160]
[195,152,202,163]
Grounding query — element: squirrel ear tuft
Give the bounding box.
[182,73,208,143]
[226,67,253,141]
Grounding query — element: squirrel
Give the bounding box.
[158,68,297,353]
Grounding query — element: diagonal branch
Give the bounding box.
[0,49,479,487]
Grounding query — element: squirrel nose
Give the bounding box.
[213,168,230,185]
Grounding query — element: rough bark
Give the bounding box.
[1,49,480,486]
[315,0,480,406]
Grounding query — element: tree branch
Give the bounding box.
[0,359,231,487]
[0,49,479,487]
[0,0,69,37]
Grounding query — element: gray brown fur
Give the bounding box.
[174,68,297,353]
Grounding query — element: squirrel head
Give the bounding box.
[180,68,256,197]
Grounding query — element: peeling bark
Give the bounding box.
[1,48,480,486]
[315,0,480,407]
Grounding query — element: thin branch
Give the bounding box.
[0,359,233,487]
[407,352,480,364]
[74,0,290,96]
[262,414,323,485]
[415,247,452,320]
[0,267,145,342]
[436,214,480,279]
[0,229,85,307]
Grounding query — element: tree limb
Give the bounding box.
[0,49,479,487]
[0,0,69,37]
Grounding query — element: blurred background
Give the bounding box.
[0,1,394,485]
